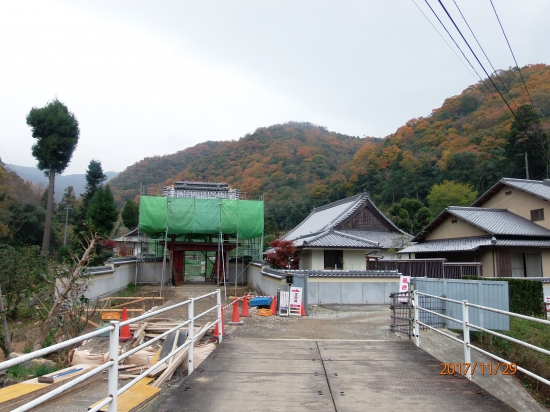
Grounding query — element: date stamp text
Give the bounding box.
[440,362,517,376]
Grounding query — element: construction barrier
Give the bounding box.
[228,299,244,325]
[241,294,250,317]
[119,307,132,342]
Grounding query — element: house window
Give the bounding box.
[530,208,544,221]
[324,250,343,269]
[497,251,542,277]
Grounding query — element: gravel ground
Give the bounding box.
[230,303,403,341]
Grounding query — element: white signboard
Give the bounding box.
[545,296,550,312]
[398,275,411,303]
[278,291,289,317]
[289,287,303,316]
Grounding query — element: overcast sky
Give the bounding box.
[1,0,549,175]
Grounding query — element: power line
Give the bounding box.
[490,0,537,112]
[436,0,518,123]
[422,0,485,82]
[411,0,477,81]
[422,0,505,109]
[452,0,518,111]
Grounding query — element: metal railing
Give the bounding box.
[389,292,412,336]
[412,290,550,384]
[0,289,222,412]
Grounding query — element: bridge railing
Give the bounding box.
[0,289,222,412]
[411,290,550,384]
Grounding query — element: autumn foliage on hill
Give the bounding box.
[108,64,550,235]
[348,64,550,207]
[109,122,369,231]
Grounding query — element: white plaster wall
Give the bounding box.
[310,249,324,270]
[342,250,367,270]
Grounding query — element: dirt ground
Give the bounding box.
[230,303,402,340]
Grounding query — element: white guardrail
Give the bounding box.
[412,290,550,385]
[0,289,222,412]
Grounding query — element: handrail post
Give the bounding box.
[188,298,195,375]
[108,321,120,412]
[216,289,223,343]
[412,290,420,347]
[462,300,471,380]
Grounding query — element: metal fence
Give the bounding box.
[0,289,222,412]
[389,292,412,336]
[377,259,482,279]
[412,290,550,385]
[413,278,509,331]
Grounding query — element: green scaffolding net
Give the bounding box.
[139,197,264,240]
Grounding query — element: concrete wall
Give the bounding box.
[247,263,286,296]
[84,260,170,300]
[308,278,399,305]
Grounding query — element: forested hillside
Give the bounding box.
[109,64,550,234]
[109,123,369,230]
[347,64,550,207]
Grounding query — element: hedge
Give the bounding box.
[462,276,544,316]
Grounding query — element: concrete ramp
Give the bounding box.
[147,339,511,412]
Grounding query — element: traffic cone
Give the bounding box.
[270,294,277,316]
[119,307,132,342]
[241,294,250,317]
[213,308,225,340]
[228,299,244,325]
[301,301,307,316]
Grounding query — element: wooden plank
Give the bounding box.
[111,298,146,309]
[91,377,159,412]
[80,316,100,328]
[150,325,210,388]
[0,364,100,412]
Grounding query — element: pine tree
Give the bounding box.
[86,185,118,236]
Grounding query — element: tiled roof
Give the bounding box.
[261,268,400,278]
[472,178,550,206]
[398,236,550,254]
[339,230,411,248]
[294,229,380,248]
[414,206,550,241]
[447,207,550,237]
[283,194,366,241]
[282,193,410,249]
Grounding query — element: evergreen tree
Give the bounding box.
[121,199,139,229]
[388,198,432,235]
[86,185,118,236]
[505,104,549,179]
[80,160,107,218]
[26,98,79,254]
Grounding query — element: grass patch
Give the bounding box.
[471,317,550,407]
[6,363,59,381]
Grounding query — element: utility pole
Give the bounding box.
[525,152,529,180]
[63,207,72,246]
